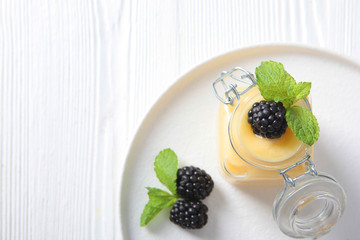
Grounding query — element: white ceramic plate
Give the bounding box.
[120,45,360,240]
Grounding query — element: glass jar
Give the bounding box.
[212,67,346,238]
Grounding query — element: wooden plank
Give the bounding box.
[1,0,360,239]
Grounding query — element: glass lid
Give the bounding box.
[273,172,346,238]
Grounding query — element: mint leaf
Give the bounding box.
[291,82,311,103]
[285,106,320,146]
[154,148,178,195]
[255,61,296,103]
[140,188,178,226]
[273,96,292,109]
[140,203,163,227]
[146,187,178,207]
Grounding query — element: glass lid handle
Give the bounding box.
[212,67,256,105]
[279,154,317,186]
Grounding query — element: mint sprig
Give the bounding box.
[140,148,179,226]
[255,61,320,146]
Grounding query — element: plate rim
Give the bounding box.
[118,43,360,238]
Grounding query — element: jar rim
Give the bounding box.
[228,87,312,171]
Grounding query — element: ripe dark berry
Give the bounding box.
[176,166,214,200]
[170,200,208,229]
[247,100,288,139]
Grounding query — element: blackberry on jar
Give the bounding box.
[170,200,208,229]
[248,100,287,139]
[176,166,214,200]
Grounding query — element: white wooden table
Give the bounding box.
[1,1,360,239]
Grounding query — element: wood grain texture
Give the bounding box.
[1,0,359,239]
[0,0,122,239]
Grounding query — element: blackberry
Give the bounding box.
[176,166,214,200]
[248,100,287,139]
[170,200,208,229]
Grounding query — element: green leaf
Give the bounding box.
[273,96,292,109]
[140,202,163,227]
[291,82,311,103]
[285,106,320,146]
[154,148,178,195]
[146,187,178,208]
[140,188,178,227]
[255,61,296,103]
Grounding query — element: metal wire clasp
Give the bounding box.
[212,67,256,105]
[280,154,318,187]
